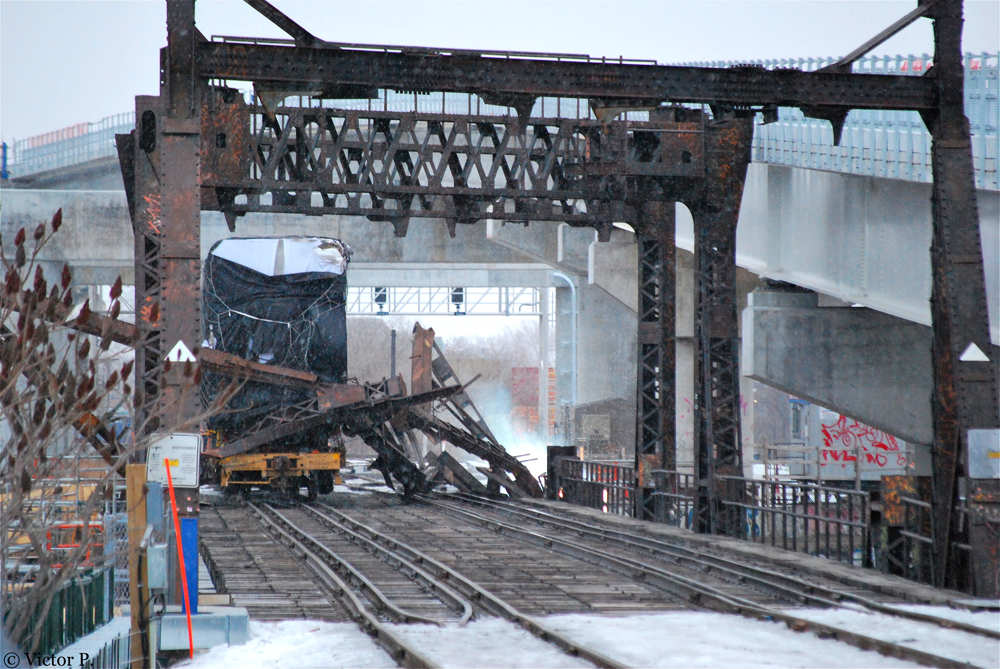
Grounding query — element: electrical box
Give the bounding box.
[147,543,168,592]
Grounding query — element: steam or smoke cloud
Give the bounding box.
[347,316,550,476]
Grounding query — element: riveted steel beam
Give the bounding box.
[200,106,704,230]
[194,41,937,112]
[925,0,1000,594]
[690,114,754,537]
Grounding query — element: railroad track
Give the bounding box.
[203,494,995,668]
[203,500,627,668]
[447,492,1000,638]
[409,492,995,668]
[200,506,351,621]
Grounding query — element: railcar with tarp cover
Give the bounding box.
[201,236,351,498]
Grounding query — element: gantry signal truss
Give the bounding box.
[346,287,542,317]
[118,0,998,595]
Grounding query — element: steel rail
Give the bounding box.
[310,501,628,669]
[451,493,845,608]
[295,504,472,625]
[253,502,452,625]
[242,503,438,669]
[419,496,982,669]
[453,493,1000,641]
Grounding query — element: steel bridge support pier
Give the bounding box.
[634,197,676,520]
[927,0,1000,594]
[691,115,754,537]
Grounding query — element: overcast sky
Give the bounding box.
[1,0,997,142]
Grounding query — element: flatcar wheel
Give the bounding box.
[317,471,334,495]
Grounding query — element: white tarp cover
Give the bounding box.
[210,237,349,276]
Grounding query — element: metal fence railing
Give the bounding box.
[3,566,114,655]
[552,458,634,517]
[103,498,129,607]
[84,632,132,669]
[646,469,696,530]
[884,495,935,584]
[717,476,872,567]
[550,459,873,568]
[7,113,135,179]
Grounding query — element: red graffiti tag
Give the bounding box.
[821,415,899,469]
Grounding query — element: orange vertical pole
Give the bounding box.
[164,459,194,658]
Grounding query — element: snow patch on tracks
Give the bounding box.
[783,608,1000,668]
[541,612,922,668]
[175,620,396,669]
[881,604,1000,633]
[386,618,594,668]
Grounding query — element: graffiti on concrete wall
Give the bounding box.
[820,410,907,472]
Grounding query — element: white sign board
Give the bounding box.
[146,433,201,488]
[968,429,1000,479]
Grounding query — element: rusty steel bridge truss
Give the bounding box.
[117,0,998,594]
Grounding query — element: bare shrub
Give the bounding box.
[0,210,217,653]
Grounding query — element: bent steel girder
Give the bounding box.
[201,104,704,232]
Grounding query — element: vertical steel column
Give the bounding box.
[691,115,754,536]
[132,96,164,439]
[634,197,675,520]
[926,0,1000,592]
[158,1,205,614]
[159,0,203,427]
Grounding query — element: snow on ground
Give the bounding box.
[59,616,131,663]
[354,484,397,494]
[540,612,922,668]
[881,603,1000,633]
[385,618,593,668]
[162,610,1000,669]
[175,620,396,669]
[332,484,371,495]
[782,607,1000,668]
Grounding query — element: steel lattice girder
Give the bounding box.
[200,102,705,230]
[193,41,937,112]
[633,197,676,522]
[128,95,166,437]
